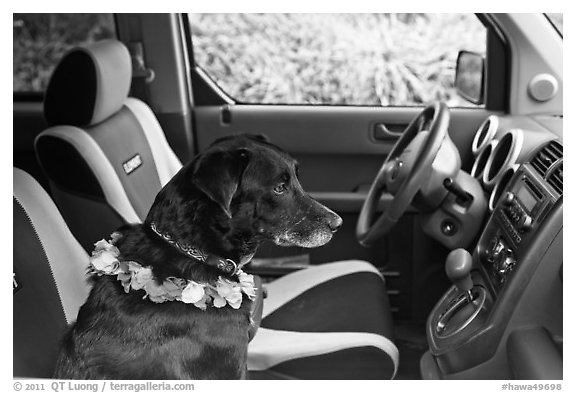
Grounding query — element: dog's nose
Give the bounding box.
[329,215,343,233]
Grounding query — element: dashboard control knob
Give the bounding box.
[486,237,504,264]
[486,236,498,259]
[520,215,533,231]
[503,192,515,206]
[498,250,516,276]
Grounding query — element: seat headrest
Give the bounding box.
[44,40,132,127]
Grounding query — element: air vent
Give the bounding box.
[530,140,563,177]
[548,163,563,195]
[472,116,498,155]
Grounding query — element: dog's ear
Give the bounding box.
[192,148,251,218]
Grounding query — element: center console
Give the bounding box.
[483,172,554,289]
[421,154,563,379]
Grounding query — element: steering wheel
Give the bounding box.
[356,102,450,247]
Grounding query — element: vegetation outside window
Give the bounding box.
[13,14,116,93]
[189,13,486,107]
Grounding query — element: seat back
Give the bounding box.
[13,168,91,377]
[35,40,182,251]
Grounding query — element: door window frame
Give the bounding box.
[183,13,508,112]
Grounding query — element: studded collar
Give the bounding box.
[149,222,239,275]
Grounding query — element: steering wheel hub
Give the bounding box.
[388,158,402,181]
[356,102,450,247]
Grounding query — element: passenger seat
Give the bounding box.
[13,168,91,377]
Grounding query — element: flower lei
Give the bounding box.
[89,233,256,310]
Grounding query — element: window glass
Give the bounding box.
[189,13,486,107]
[13,14,116,92]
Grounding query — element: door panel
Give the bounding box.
[195,105,494,191]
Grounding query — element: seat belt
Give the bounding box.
[127,42,155,103]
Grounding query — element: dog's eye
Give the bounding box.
[273,183,287,194]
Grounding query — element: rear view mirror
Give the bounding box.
[455,51,485,105]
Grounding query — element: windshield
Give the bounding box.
[545,13,563,36]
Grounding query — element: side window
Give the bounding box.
[13,14,116,93]
[189,13,486,107]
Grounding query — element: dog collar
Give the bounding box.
[89,237,256,310]
[149,222,239,275]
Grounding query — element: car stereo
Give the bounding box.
[482,168,556,289]
[498,175,546,243]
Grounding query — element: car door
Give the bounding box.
[185,13,507,320]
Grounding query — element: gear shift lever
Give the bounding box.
[434,248,487,338]
[445,248,474,302]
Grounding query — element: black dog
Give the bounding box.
[53,134,342,379]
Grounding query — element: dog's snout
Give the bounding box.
[328,214,343,233]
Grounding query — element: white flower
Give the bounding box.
[212,293,227,308]
[238,271,254,285]
[238,271,257,299]
[90,250,119,274]
[181,281,206,304]
[93,239,119,255]
[216,278,235,297]
[216,278,243,309]
[131,267,153,291]
[226,291,243,309]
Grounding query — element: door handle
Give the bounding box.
[373,123,404,141]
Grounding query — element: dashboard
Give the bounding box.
[422,114,563,380]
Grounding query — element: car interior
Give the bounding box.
[13,13,562,380]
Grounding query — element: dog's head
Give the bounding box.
[194,134,342,248]
[147,134,342,253]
